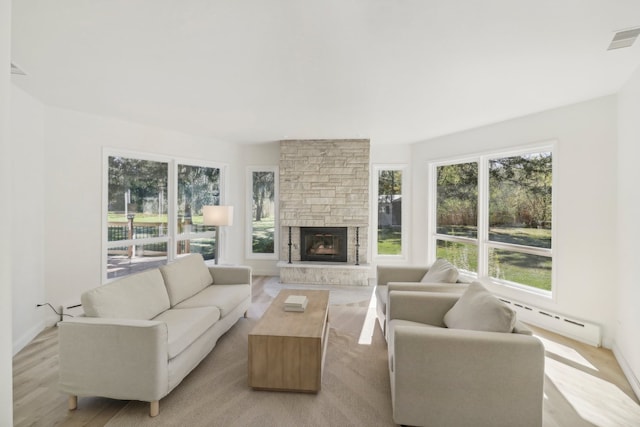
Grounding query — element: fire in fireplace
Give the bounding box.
[300,227,348,262]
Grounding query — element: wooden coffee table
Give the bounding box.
[248,289,330,393]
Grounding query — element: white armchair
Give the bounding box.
[387,289,545,427]
[375,262,470,337]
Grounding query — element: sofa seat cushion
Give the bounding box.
[389,318,439,331]
[443,281,516,333]
[160,254,213,306]
[152,307,221,359]
[81,269,170,320]
[174,284,250,318]
[421,258,459,283]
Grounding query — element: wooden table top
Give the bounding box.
[250,289,330,339]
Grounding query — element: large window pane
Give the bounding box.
[378,170,402,255]
[436,239,478,274]
[436,162,478,238]
[107,157,168,241]
[488,248,552,291]
[489,152,552,249]
[177,164,220,233]
[107,157,169,279]
[251,171,276,254]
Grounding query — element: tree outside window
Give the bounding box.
[432,148,553,293]
[247,167,277,258]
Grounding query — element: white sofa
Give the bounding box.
[58,253,252,417]
[387,285,545,427]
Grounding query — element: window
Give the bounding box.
[374,166,407,259]
[435,161,478,273]
[430,146,553,295]
[104,151,226,280]
[487,152,552,291]
[176,164,220,260]
[246,167,278,259]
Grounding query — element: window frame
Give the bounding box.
[428,142,556,299]
[245,165,279,260]
[372,164,409,262]
[102,148,229,282]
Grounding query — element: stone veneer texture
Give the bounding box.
[279,139,370,265]
[279,139,370,227]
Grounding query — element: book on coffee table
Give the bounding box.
[284,295,308,312]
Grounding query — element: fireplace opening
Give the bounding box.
[300,227,347,262]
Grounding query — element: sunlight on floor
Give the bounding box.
[544,353,640,426]
[358,291,378,345]
[535,334,597,371]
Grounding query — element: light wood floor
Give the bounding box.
[13,276,640,426]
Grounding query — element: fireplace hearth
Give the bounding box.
[300,227,347,262]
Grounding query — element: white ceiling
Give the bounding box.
[10,0,640,145]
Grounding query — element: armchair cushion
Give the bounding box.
[443,281,516,333]
[420,258,459,283]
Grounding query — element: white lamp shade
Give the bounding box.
[203,205,234,226]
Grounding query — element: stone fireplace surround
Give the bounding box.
[278,139,371,286]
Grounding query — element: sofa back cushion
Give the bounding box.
[443,281,516,333]
[160,253,213,306]
[81,269,170,320]
[421,258,459,283]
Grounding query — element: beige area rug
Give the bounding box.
[263,276,375,306]
[105,305,396,427]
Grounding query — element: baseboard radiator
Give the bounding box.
[498,298,602,347]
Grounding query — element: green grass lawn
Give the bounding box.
[108,213,170,223]
[436,242,551,291]
[378,226,401,255]
[252,217,275,253]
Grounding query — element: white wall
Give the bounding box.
[11,85,46,353]
[410,96,619,348]
[615,65,640,397]
[43,107,243,314]
[0,0,14,422]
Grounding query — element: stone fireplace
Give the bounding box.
[277,139,370,285]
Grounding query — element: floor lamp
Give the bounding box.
[203,205,234,264]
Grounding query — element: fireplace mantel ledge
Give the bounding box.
[277,261,370,269]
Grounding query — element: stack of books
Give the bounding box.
[284,295,308,312]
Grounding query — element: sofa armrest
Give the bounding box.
[388,290,459,327]
[58,317,169,402]
[208,265,252,285]
[377,266,428,286]
[390,325,544,427]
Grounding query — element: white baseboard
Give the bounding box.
[13,320,45,356]
[612,343,640,401]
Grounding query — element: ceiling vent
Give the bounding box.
[11,62,27,76]
[607,27,640,50]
